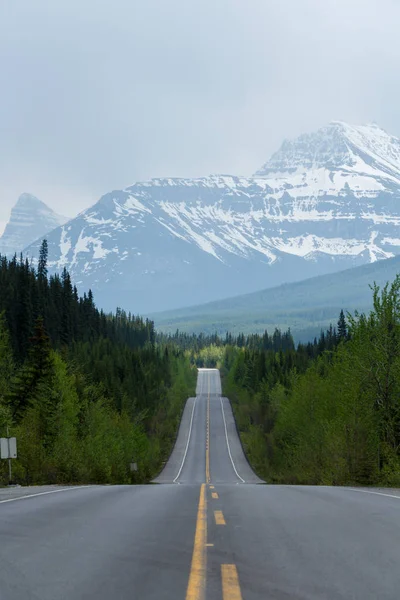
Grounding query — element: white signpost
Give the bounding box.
[0,434,17,484]
[0,437,17,459]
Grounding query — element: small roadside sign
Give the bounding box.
[0,437,17,459]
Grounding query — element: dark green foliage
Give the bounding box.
[223,277,400,486]
[37,239,48,281]
[8,317,55,422]
[0,250,195,485]
[0,314,12,431]
[0,253,155,363]
[157,327,295,354]
[337,309,347,340]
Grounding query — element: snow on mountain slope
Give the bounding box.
[0,194,68,257]
[256,121,400,198]
[24,122,400,314]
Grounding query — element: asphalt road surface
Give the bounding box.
[1,368,400,599]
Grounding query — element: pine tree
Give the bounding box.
[61,268,73,344]
[337,309,347,340]
[0,313,13,431]
[8,317,54,421]
[38,239,48,281]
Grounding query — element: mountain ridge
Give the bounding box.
[23,121,400,313]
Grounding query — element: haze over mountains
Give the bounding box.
[153,253,400,342]
[0,194,67,257]
[3,121,400,319]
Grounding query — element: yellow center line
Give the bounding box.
[221,565,243,600]
[206,373,211,484]
[186,484,207,600]
[214,510,226,525]
[212,492,219,499]
[209,485,215,490]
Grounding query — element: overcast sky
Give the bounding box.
[1,0,400,233]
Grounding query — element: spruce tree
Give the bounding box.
[38,239,48,281]
[8,317,54,421]
[337,309,347,340]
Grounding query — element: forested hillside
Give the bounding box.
[223,283,400,486]
[0,243,195,485]
[153,254,400,342]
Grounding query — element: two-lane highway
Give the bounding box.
[1,369,400,599]
[155,368,262,485]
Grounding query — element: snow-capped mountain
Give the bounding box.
[0,194,68,257]
[24,122,400,313]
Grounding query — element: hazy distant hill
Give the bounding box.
[152,254,400,342]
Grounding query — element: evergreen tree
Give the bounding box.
[8,317,54,422]
[337,309,347,340]
[0,314,13,431]
[38,239,48,281]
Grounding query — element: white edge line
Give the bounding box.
[173,397,197,483]
[0,485,94,505]
[346,488,400,500]
[220,397,245,483]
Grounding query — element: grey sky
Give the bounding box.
[1,0,400,232]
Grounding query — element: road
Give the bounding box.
[1,368,400,599]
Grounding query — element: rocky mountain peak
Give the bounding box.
[15,192,47,208]
[0,194,68,257]
[255,121,400,184]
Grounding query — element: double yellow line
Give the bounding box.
[186,484,242,600]
[186,484,207,600]
[186,371,242,600]
[206,373,211,484]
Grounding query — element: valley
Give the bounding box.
[153,253,400,340]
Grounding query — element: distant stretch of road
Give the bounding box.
[1,368,400,599]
